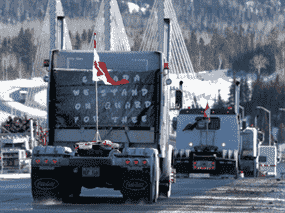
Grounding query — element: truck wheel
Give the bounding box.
[234,162,239,179]
[145,154,159,204]
[160,182,171,198]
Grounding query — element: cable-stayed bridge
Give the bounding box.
[23,0,196,127]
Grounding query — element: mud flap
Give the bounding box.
[31,168,61,201]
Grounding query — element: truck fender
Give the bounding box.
[161,145,173,183]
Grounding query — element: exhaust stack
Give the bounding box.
[57,16,64,50]
[164,18,171,63]
[235,81,240,117]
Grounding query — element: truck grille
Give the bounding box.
[193,161,215,170]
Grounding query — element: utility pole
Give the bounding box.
[257,106,271,146]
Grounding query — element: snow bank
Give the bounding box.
[34,90,47,107]
[0,78,47,118]
[0,111,14,125]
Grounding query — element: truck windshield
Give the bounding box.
[14,143,25,149]
[242,132,253,156]
[2,144,13,148]
[54,69,159,128]
[183,117,220,131]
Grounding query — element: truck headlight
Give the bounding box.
[221,143,226,147]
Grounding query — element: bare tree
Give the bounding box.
[250,54,269,76]
[218,53,223,70]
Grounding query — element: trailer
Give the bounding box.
[257,144,277,177]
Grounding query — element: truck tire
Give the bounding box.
[234,161,239,179]
[145,153,159,204]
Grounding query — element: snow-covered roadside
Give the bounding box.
[34,90,47,107]
[0,111,14,124]
[0,78,47,118]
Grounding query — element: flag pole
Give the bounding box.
[96,79,100,142]
[206,118,208,146]
[94,33,101,142]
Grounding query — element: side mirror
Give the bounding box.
[258,131,265,143]
[242,120,246,130]
[175,90,183,109]
[172,117,177,131]
[43,75,49,82]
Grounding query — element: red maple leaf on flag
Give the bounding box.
[204,103,210,121]
[92,33,129,85]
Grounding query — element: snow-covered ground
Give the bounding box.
[0,78,48,120]
[0,70,280,138]
[0,111,14,124]
[34,90,47,107]
[170,70,234,108]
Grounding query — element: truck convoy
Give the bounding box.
[173,81,277,178]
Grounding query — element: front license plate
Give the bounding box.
[82,167,100,177]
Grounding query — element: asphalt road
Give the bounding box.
[1,163,285,213]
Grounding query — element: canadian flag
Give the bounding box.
[92,33,129,85]
[204,103,210,121]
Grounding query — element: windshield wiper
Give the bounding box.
[183,122,197,131]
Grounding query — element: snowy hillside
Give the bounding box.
[122,1,150,14]
[0,69,280,124]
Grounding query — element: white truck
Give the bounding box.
[239,126,266,177]
[0,135,32,173]
[172,80,277,179]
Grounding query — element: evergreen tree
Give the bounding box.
[82,29,87,42]
[13,28,25,56]
[74,31,81,50]
[278,123,285,144]
[1,37,9,52]
[189,30,198,61]
[227,77,236,106]
[213,90,225,109]
[87,29,93,44]
[193,94,199,109]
